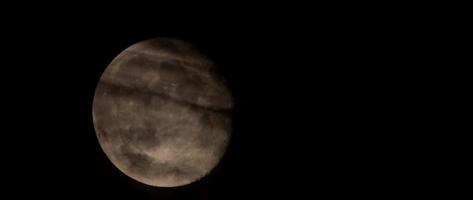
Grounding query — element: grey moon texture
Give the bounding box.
[92,38,233,187]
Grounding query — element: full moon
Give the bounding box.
[92,38,233,187]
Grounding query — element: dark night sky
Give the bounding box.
[1,6,459,199]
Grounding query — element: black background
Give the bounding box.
[1,6,462,199]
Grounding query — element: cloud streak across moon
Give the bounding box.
[92,38,233,187]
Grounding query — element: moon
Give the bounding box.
[92,38,233,187]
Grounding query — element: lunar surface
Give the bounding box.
[92,38,233,187]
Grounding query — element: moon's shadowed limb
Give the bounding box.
[92,38,233,187]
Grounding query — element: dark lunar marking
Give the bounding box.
[96,126,109,141]
[199,112,213,126]
[121,55,155,70]
[126,126,160,148]
[159,60,186,73]
[195,113,230,149]
[158,61,190,85]
[99,81,230,113]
